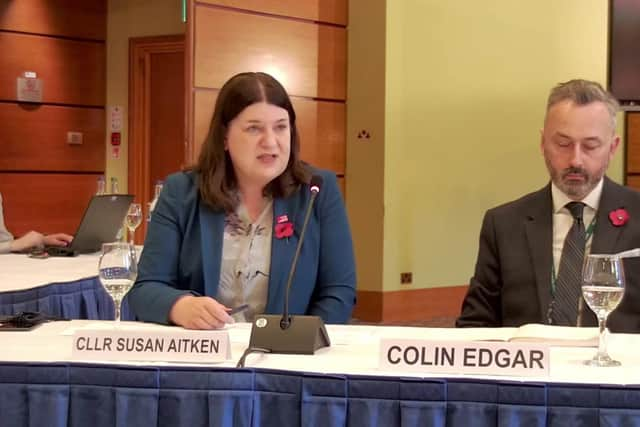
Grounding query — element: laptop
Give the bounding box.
[45,194,134,256]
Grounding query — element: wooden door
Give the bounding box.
[129,35,185,243]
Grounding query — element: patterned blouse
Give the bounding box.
[216,199,273,322]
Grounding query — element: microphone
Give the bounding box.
[243,175,331,359]
[281,174,322,330]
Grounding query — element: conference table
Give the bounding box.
[2,320,640,426]
[0,252,132,320]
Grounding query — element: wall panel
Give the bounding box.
[293,97,345,173]
[0,173,99,236]
[197,0,347,25]
[627,175,640,190]
[626,113,640,174]
[192,89,215,157]
[0,33,105,106]
[194,5,346,100]
[0,0,106,237]
[0,104,104,172]
[0,0,106,40]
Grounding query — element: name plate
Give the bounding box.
[72,329,231,363]
[379,339,549,377]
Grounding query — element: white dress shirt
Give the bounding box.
[551,178,603,277]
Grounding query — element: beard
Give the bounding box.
[547,164,605,200]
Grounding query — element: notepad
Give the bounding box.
[478,324,598,347]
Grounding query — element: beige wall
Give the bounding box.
[348,0,624,294]
[346,0,387,293]
[106,0,185,192]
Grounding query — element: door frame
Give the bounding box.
[128,34,185,243]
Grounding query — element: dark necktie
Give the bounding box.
[551,201,586,326]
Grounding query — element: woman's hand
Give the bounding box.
[169,295,234,329]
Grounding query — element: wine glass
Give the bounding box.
[582,254,625,367]
[146,201,154,223]
[125,203,142,245]
[98,242,137,323]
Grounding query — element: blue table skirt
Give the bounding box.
[0,362,639,427]
[0,277,133,320]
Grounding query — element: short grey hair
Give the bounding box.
[546,79,620,129]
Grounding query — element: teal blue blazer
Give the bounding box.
[128,168,356,324]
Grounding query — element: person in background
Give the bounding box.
[457,79,640,333]
[0,193,73,254]
[128,72,356,329]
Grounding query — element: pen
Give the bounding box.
[228,304,249,315]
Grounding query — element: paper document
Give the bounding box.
[476,324,598,347]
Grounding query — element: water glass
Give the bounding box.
[582,254,625,367]
[98,242,137,322]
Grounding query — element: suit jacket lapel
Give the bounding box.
[199,204,224,298]
[266,196,299,313]
[591,177,625,254]
[524,184,554,320]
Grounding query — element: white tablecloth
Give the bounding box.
[3,321,639,386]
[0,253,100,292]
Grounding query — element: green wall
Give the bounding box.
[349,0,623,294]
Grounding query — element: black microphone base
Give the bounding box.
[248,315,330,354]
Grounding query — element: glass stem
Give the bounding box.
[114,297,122,323]
[596,314,607,358]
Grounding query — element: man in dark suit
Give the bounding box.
[457,79,640,333]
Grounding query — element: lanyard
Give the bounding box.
[550,218,596,295]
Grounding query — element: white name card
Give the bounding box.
[379,339,549,377]
[72,329,231,363]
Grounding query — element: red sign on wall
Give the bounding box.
[111,132,121,146]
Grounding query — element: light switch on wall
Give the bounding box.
[67,131,83,145]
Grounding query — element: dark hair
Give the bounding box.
[195,72,311,212]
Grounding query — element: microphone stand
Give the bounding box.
[238,178,330,367]
[280,187,318,330]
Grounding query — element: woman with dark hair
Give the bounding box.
[128,72,356,329]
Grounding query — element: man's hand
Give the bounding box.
[43,233,73,247]
[169,295,234,329]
